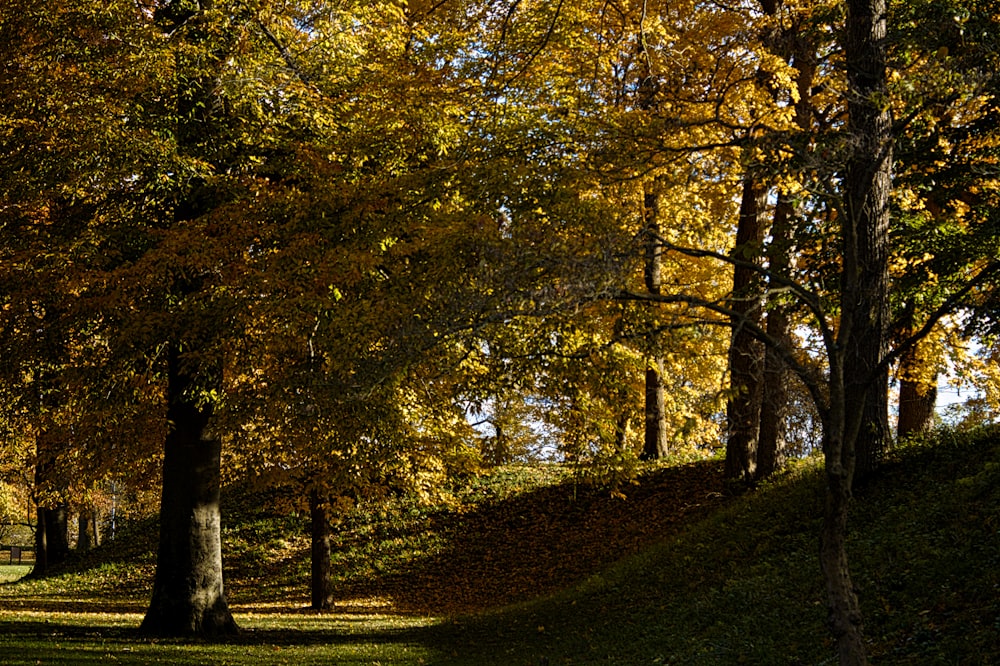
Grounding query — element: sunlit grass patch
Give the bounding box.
[0,607,440,665]
[0,564,31,583]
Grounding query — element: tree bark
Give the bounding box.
[844,0,893,483]
[725,174,767,483]
[896,342,937,438]
[643,360,668,459]
[641,190,669,460]
[821,349,868,666]
[31,507,47,576]
[757,18,815,481]
[29,434,69,577]
[820,434,867,666]
[77,507,101,551]
[757,196,793,480]
[817,0,893,662]
[310,488,334,610]
[897,376,936,438]
[140,347,237,637]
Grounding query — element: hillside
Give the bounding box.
[2,426,998,664]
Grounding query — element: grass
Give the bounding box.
[1,564,32,583]
[2,425,999,664]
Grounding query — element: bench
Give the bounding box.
[2,545,34,565]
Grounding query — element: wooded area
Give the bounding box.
[2,1,999,664]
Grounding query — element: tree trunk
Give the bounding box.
[30,505,69,577]
[757,195,794,481]
[643,360,668,459]
[30,507,47,576]
[844,0,893,483]
[821,353,868,665]
[77,509,94,552]
[897,341,937,439]
[30,435,69,577]
[641,190,669,460]
[820,439,867,666]
[91,508,101,548]
[897,376,936,438]
[757,19,815,481]
[854,372,889,481]
[725,174,767,483]
[614,411,631,452]
[140,347,237,637]
[310,489,333,610]
[816,0,893,662]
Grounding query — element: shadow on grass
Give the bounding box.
[332,459,730,615]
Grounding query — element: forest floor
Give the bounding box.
[1,426,999,665]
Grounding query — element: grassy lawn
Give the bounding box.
[1,564,32,583]
[2,426,999,664]
[0,608,439,665]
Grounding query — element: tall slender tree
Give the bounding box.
[725,173,767,483]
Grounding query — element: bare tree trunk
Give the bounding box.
[817,0,893,662]
[897,342,937,438]
[91,507,101,548]
[757,20,815,481]
[643,360,668,459]
[725,174,767,483]
[757,195,793,480]
[140,346,238,637]
[821,352,868,666]
[310,488,333,610]
[30,507,47,576]
[820,433,867,666]
[29,437,69,577]
[897,377,936,438]
[854,372,889,480]
[77,510,94,552]
[844,0,893,484]
[30,505,69,577]
[642,190,669,460]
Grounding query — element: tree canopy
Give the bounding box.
[2,0,1000,661]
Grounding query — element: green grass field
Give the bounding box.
[0,564,32,584]
[2,426,999,664]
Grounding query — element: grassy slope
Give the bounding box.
[1,427,998,665]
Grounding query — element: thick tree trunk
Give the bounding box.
[30,505,69,577]
[897,342,937,438]
[816,0,893,662]
[30,437,69,577]
[642,190,669,460]
[854,372,889,480]
[32,507,47,575]
[140,348,237,637]
[45,505,69,563]
[77,512,92,552]
[757,196,794,480]
[844,0,893,483]
[725,174,767,483]
[77,507,100,551]
[310,489,334,610]
[897,377,936,438]
[821,358,868,665]
[820,445,867,666]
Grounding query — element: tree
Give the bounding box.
[725,173,768,483]
[609,1,997,661]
